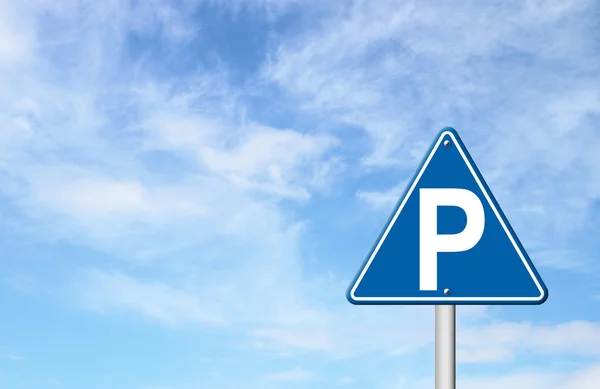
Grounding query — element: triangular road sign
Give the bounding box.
[347,127,548,305]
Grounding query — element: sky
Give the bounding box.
[0,0,599,388]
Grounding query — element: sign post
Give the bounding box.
[346,127,548,387]
[435,305,455,389]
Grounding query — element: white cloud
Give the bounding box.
[77,269,225,326]
[264,0,600,247]
[355,180,408,209]
[0,0,342,260]
[248,304,489,358]
[528,249,597,273]
[4,272,35,295]
[339,376,354,385]
[12,168,242,255]
[456,347,515,364]
[27,169,204,221]
[5,354,25,361]
[132,78,341,200]
[79,268,437,355]
[199,125,338,199]
[47,378,63,387]
[0,0,36,65]
[75,205,314,324]
[244,304,600,364]
[457,361,600,389]
[458,321,600,363]
[266,367,314,382]
[394,361,600,389]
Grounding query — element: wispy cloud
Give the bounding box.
[266,367,314,382]
[77,269,225,327]
[47,378,62,387]
[458,361,600,389]
[529,249,597,273]
[264,0,600,247]
[458,320,600,363]
[4,272,35,294]
[5,354,25,361]
[393,361,600,389]
[0,0,341,262]
[355,179,409,209]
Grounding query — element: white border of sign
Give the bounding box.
[349,130,546,303]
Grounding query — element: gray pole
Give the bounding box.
[435,305,456,389]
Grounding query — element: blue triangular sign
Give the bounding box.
[347,127,548,305]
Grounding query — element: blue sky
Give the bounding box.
[0,0,599,388]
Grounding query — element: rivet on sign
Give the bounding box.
[443,140,451,147]
[444,288,451,295]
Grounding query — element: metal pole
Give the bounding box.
[435,305,456,389]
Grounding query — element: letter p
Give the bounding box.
[419,188,485,291]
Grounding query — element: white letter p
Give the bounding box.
[419,188,485,291]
